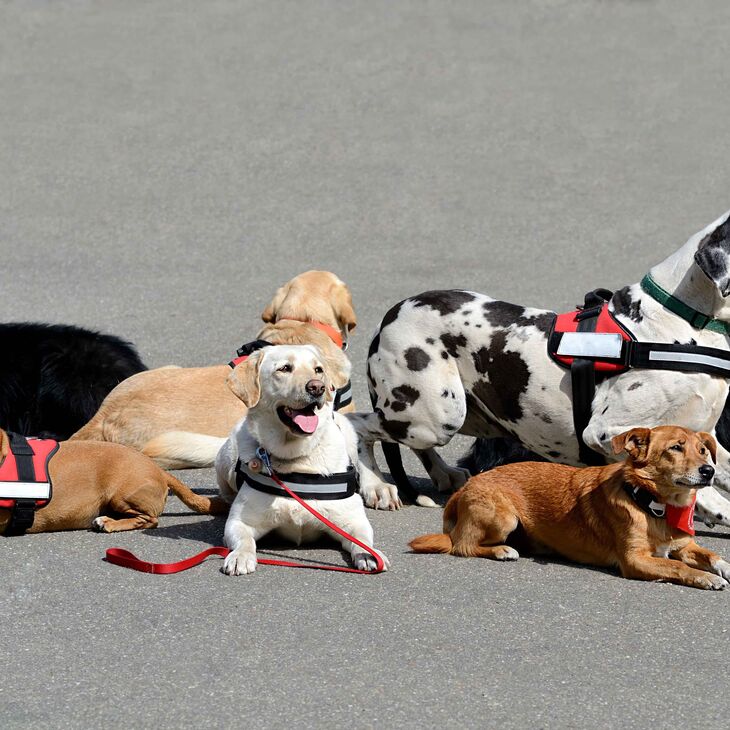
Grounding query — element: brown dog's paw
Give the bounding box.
[693,573,728,591]
[91,516,111,532]
[493,546,519,561]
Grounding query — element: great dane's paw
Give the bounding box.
[222,550,257,576]
[712,559,730,582]
[360,481,402,511]
[694,573,728,591]
[431,465,470,493]
[353,548,390,572]
[92,516,110,532]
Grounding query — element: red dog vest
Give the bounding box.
[0,435,59,534]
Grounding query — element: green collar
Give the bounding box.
[640,273,730,335]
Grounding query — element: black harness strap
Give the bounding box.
[570,290,613,466]
[234,459,358,501]
[5,434,39,536]
[623,483,665,519]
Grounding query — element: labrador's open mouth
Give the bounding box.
[277,404,319,435]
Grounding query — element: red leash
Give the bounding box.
[105,471,385,575]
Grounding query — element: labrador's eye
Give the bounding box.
[278,364,293,373]
[314,366,324,375]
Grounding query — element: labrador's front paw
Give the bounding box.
[222,550,257,576]
[353,548,390,572]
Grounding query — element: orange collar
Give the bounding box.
[280,319,345,350]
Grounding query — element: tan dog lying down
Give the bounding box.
[411,426,730,590]
[0,429,225,534]
[70,271,356,470]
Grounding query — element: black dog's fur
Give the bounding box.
[0,323,146,440]
[459,399,730,474]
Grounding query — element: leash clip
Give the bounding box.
[256,447,273,476]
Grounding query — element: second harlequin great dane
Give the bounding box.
[347,207,730,528]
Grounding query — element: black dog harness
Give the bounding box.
[623,483,696,535]
[0,433,59,536]
[234,449,358,501]
[228,340,353,411]
[548,280,730,465]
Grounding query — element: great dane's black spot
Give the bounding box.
[717,513,724,520]
[404,347,430,371]
[380,300,404,330]
[463,309,472,315]
[547,450,561,458]
[411,290,476,316]
[441,389,449,398]
[443,423,458,431]
[441,351,448,359]
[482,301,555,334]
[383,399,390,408]
[540,413,552,424]
[611,286,643,323]
[470,332,530,422]
[601,406,609,415]
[391,384,420,412]
[440,333,467,358]
[426,337,435,345]
[378,413,410,442]
[367,332,380,360]
[627,382,642,391]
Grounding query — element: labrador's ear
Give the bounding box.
[611,428,651,461]
[331,282,357,333]
[0,429,8,460]
[261,281,292,323]
[694,214,730,298]
[227,351,264,407]
[697,431,717,463]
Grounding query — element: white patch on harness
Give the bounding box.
[648,350,730,373]
[0,481,50,500]
[556,332,624,359]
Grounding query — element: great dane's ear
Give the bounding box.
[332,282,357,334]
[611,428,652,461]
[261,281,292,323]
[694,215,730,298]
[227,351,264,407]
[0,429,8,461]
[697,431,718,463]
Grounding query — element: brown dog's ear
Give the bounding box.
[332,283,357,333]
[227,351,264,407]
[611,428,651,460]
[0,429,8,461]
[697,431,718,463]
[261,282,291,323]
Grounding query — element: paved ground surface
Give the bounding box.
[2,1,730,728]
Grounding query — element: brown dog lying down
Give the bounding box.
[69,271,356,470]
[0,430,226,534]
[410,426,730,590]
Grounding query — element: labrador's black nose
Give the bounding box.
[306,379,325,398]
[699,465,715,480]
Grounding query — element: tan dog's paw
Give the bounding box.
[222,550,257,576]
[360,481,402,511]
[493,546,519,561]
[92,516,111,532]
[694,573,728,591]
[353,548,390,572]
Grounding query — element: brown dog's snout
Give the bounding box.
[306,379,325,398]
[699,465,715,481]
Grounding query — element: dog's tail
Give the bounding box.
[165,474,229,515]
[409,532,453,553]
[142,431,227,470]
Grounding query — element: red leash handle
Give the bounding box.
[105,472,385,575]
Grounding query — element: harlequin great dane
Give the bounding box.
[348,207,730,527]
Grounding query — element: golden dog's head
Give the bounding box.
[260,271,357,339]
[228,345,335,443]
[612,426,717,494]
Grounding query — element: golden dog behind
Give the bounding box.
[411,426,730,589]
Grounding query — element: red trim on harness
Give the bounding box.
[105,470,385,575]
[229,354,249,368]
[0,438,57,509]
[551,304,634,373]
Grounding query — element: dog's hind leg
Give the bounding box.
[450,492,520,561]
[92,481,166,532]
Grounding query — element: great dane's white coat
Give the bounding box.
[350,208,730,527]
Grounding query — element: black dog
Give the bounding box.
[0,323,146,440]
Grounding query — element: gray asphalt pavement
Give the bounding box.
[3,1,730,728]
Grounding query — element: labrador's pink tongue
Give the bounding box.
[293,411,319,434]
